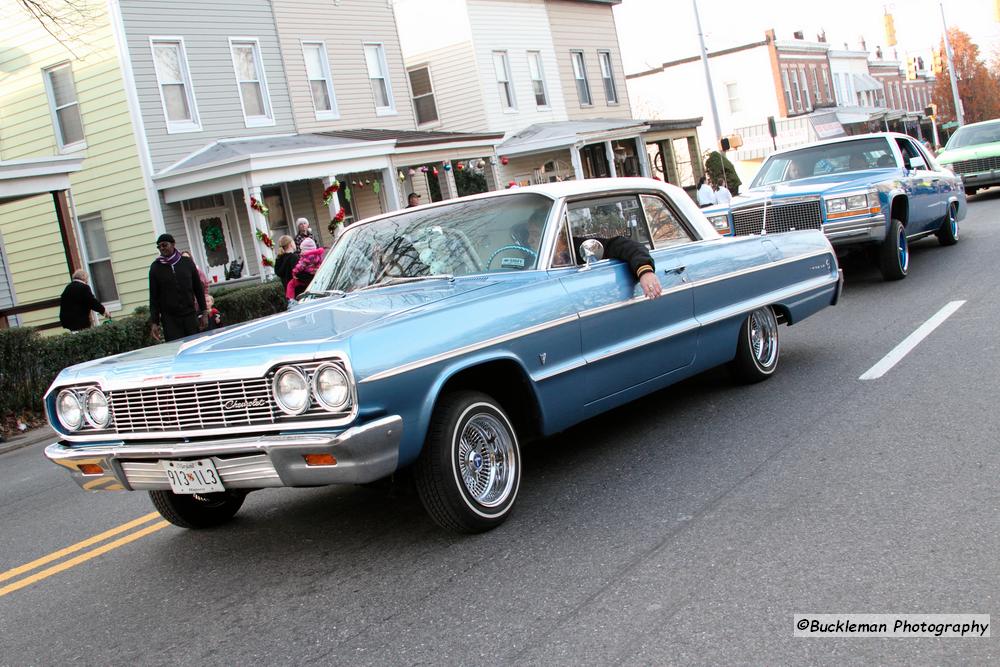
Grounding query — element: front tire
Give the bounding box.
[936,202,959,246]
[415,391,521,533]
[149,490,246,529]
[729,306,780,384]
[965,187,978,197]
[878,218,909,281]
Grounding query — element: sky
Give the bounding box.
[613,0,1000,74]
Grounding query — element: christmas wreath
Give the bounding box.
[202,226,224,251]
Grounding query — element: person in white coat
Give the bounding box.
[714,181,732,204]
[697,176,717,207]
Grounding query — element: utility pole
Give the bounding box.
[693,0,723,151]
[940,2,964,126]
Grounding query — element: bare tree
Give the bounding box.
[16,0,96,57]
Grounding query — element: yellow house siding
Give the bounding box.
[0,2,156,328]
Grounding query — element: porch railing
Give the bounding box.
[0,298,63,331]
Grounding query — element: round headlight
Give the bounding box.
[85,388,111,428]
[272,367,310,415]
[56,389,84,431]
[313,364,351,411]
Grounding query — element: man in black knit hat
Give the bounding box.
[148,233,207,342]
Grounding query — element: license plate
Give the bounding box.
[161,459,224,494]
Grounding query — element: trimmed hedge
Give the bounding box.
[0,281,287,422]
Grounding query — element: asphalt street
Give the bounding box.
[2,193,998,665]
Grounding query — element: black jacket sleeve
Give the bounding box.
[149,265,161,325]
[573,236,655,281]
[85,284,106,316]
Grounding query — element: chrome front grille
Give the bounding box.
[948,156,1000,174]
[731,199,823,236]
[107,361,350,436]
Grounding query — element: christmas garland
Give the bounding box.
[255,229,274,249]
[261,254,274,268]
[327,208,346,235]
[322,180,340,206]
[249,195,269,216]
[202,226,224,251]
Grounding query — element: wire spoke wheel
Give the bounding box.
[748,308,778,369]
[456,413,515,508]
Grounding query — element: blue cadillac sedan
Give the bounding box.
[704,133,965,281]
[45,179,841,534]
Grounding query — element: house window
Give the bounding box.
[364,43,395,114]
[598,50,618,104]
[781,68,793,112]
[789,67,801,112]
[527,51,549,108]
[822,68,832,103]
[799,67,811,110]
[303,41,338,120]
[151,39,200,132]
[229,39,274,126]
[493,51,516,110]
[810,66,821,104]
[408,66,438,124]
[726,81,742,113]
[77,213,119,304]
[43,63,85,150]
[571,51,591,106]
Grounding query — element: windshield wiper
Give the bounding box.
[356,274,455,292]
[297,289,346,300]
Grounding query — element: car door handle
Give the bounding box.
[663,265,686,275]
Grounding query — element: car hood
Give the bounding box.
[729,171,896,207]
[937,142,1000,163]
[52,279,499,387]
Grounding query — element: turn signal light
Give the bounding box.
[78,463,103,475]
[303,454,337,467]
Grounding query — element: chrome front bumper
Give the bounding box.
[823,215,886,244]
[44,415,402,492]
[956,170,1000,187]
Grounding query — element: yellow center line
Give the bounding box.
[0,512,163,584]
[0,520,170,598]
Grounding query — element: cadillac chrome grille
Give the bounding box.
[948,156,1000,174]
[731,199,823,236]
[108,361,350,435]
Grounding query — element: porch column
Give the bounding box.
[570,145,585,180]
[484,157,503,191]
[322,176,344,241]
[381,167,403,212]
[604,140,618,178]
[438,164,459,200]
[636,137,651,178]
[243,183,274,281]
[52,189,82,276]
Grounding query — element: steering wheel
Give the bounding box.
[486,244,537,271]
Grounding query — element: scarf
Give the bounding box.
[157,249,182,266]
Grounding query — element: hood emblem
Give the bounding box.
[223,398,267,410]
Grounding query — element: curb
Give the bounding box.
[0,425,56,456]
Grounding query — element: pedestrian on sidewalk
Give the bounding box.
[59,269,109,332]
[697,176,717,207]
[149,233,207,342]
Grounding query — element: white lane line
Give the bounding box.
[860,300,966,381]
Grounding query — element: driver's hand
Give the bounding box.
[638,272,661,300]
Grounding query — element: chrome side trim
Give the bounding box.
[361,248,835,384]
[360,313,580,383]
[585,319,701,364]
[533,358,587,382]
[698,273,840,327]
[578,283,691,319]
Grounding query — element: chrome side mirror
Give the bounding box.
[579,239,604,268]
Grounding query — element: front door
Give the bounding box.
[191,209,238,283]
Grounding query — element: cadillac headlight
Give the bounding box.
[272,367,310,415]
[826,191,875,216]
[56,389,84,431]
[313,364,351,411]
[84,388,111,428]
[708,215,730,232]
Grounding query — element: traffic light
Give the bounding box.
[925,103,937,118]
[906,57,917,80]
[932,47,945,75]
[884,12,897,47]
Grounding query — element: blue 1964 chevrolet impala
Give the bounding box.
[44,179,841,533]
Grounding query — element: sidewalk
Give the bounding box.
[0,424,56,456]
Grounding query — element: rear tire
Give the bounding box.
[729,306,780,384]
[415,391,521,533]
[878,218,909,281]
[936,202,959,246]
[149,489,246,529]
[965,187,978,197]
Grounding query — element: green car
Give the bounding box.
[936,118,1000,197]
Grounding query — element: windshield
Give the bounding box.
[307,193,553,294]
[946,121,1000,149]
[751,137,896,187]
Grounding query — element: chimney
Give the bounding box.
[793,30,804,40]
[817,29,827,43]
[876,45,883,59]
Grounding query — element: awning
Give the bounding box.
[852,73,883,92]
[497,119,649,157]
[0,155,84,205]
[808,111,845,139]
[835,108,887,125]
